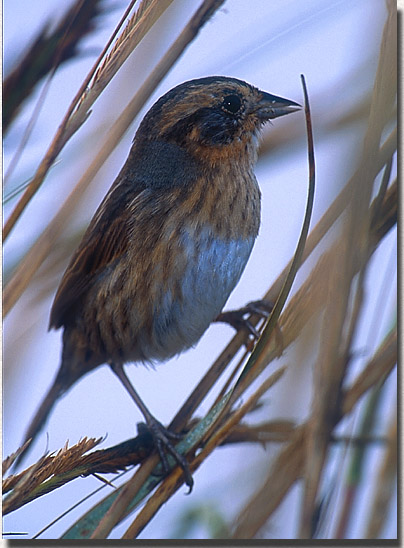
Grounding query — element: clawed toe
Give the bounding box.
[244,299,273,318]
[140,419,194,491]
[215,299,274,340]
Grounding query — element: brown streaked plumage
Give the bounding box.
[18,76,300,488]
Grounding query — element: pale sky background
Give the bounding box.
[3,0,397,540]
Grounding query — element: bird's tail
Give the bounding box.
[13,377,66,469]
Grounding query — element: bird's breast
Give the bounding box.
[139,163,261,360]
[143,225,256,361]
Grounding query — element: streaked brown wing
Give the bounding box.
[49,202,133,330]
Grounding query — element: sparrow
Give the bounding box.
[18,76,300,487]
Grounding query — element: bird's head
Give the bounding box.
[137,76,300,153]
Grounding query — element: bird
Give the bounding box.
[17,76,300,487]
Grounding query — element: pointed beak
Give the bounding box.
[256,91,301,120]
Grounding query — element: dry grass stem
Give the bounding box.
[299,2,396,536]
[3,438,102,515]
[2,440,32,476]
[365,410,397,538]
[61,362,287,539]
[3,0,173,241]
[90,455,160,539]
[224,420,296,445]
[342,329,397,416]
[232,425,306,539]
[231,330,396,539]
[3,0,106,186]
[169,330,249,432]
[264,125,396,308]
[3,0,105,134]
[121,366,287,539]
[71,0,174,136]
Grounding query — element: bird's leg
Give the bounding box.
[109,362,193,490]
[215,299,273,339]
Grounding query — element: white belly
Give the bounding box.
[139,227,255,361]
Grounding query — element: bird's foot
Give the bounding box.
[137,419,193,492]
[216,299,284,355]
[216,299,273,339]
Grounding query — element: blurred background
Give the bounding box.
[3,0,397,539]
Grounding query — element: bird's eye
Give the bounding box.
[222,94,242,114]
